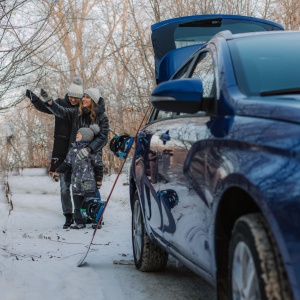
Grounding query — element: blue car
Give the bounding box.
[130,16,300,299]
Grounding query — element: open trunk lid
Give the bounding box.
[151,15,284,84]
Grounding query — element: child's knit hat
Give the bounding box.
[78,124,100,142]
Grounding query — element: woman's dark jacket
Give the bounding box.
[46,99,109,154]
[26,90,76,172]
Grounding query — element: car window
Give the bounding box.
[156,110,207,120]
[172,58,194,79]
[156,110,174,120]
[173,19,282,49]
[178,111,206,117]
[150,109,206,122]
[148,108,176,122]
[191,51,215,98]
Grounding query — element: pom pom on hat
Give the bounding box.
[73,76,83,86]
[98,86,104,97]
[78,124,100,142]
[68,76,83,98]
[89,124,100,135]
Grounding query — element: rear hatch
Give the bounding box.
[151,14,284,84]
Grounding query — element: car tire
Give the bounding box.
[229,213,292,300]
[132,191,168,271]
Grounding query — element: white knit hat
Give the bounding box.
[84,87,101,104]
[67,76,83,98]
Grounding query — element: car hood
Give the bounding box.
[236,95,300,124]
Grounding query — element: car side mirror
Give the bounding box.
[151,78,203,113]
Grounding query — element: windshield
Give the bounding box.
[228,33,300,96]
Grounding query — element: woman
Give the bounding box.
[41,87,109,159]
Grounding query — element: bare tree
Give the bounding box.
[1,99,53,172]
[272,0,300,29]
[0,0,66,109]
[25,0,122,94]
[0,0,291,173]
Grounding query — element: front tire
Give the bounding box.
[132,191,168,271]
[229,213,292,300]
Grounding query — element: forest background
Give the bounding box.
[0,0,299,177]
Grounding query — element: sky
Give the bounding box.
[0,168,214,300]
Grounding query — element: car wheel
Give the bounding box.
[229,213,292,300]
[132,191,168,271]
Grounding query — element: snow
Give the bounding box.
[0,168,215,300]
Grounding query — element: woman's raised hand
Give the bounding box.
[40,89,53,103]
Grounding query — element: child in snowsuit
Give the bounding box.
[54,124,103,229]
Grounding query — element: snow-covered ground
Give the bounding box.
[0,168,215,300]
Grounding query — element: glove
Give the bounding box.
[40,88,53,103]
[50,172,59,182]
[26,89,38,102]
[76,147,91,160]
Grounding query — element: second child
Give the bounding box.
[53,124,103,229]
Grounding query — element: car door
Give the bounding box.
[156,49,217,273]
[134,110,176,240]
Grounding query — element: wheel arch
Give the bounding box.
[214,187,260,298]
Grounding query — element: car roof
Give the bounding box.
[211,29,300,42]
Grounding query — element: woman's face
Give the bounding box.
[82,94,92,108]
